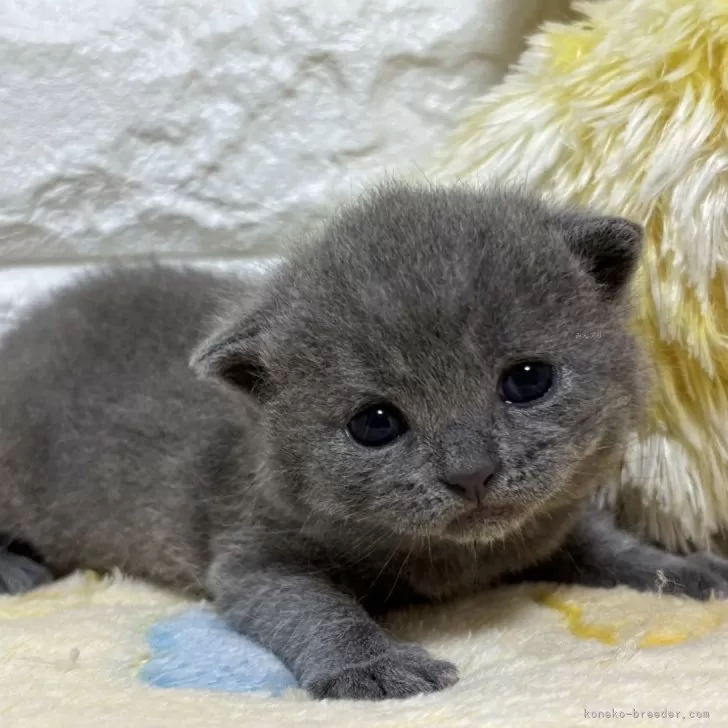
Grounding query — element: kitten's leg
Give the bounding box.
[0,535,53,595]
[208,546,458,700]
[514,508,728,599]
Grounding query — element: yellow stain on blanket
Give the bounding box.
[535,589,725,649]
[535,592,619,646]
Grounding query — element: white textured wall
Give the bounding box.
[0,0,573,331]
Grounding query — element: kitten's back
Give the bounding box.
[0,264,254,592]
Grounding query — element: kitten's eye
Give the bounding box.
[347,404,408,447]
[500,361,554,405]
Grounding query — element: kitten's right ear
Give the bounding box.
[190,312,269,399]
[560,214,644,300]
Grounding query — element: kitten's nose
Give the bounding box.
[443,462,497,505]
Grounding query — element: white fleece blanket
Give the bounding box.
[1,573,724,728]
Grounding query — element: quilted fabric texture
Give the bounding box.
[0,0,575,336]
[0,0,573,265]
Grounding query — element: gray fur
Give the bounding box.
[1,182,726,701]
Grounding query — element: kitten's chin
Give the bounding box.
[350,503,533,543]
[441,504,531,544]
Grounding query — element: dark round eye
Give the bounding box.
[347,404,408,447]
[500,361,554,405]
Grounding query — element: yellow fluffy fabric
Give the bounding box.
[432,0,728,553]
[3,573,728,727]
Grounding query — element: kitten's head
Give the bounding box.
[192,183,644,544]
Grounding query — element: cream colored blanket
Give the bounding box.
[2,573,724,727]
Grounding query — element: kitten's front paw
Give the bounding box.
[664,552,728,600]
[303,643,458,700]
[628,551,728,600]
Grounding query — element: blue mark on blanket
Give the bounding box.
[139,608,298,695]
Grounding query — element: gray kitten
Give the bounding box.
[2,183,728,700]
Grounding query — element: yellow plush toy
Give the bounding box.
[433,0,728,553]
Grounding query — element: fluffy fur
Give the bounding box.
[432,0,728,554]
[2,182,728,700]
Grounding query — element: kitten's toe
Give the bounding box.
[588,550,728,600]
[658,567,723,600]
[648,553,728,600]
[0,550,53,595]
[303,643,458,700]
[390,644,459,691]
[680,552,728,598]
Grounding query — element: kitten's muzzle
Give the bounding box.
[442,460,498,506]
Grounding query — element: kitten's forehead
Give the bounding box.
[309,185,582,299]
[327,183,564,281]
[271,184,612,391]
[288,186,600,331]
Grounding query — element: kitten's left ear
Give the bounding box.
[561,215,644,299]
[190,309,271,400]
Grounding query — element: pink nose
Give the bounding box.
[443,464,497,505]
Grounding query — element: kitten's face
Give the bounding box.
[195,184,644,544]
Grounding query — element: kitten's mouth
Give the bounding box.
[444,502,525,535]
